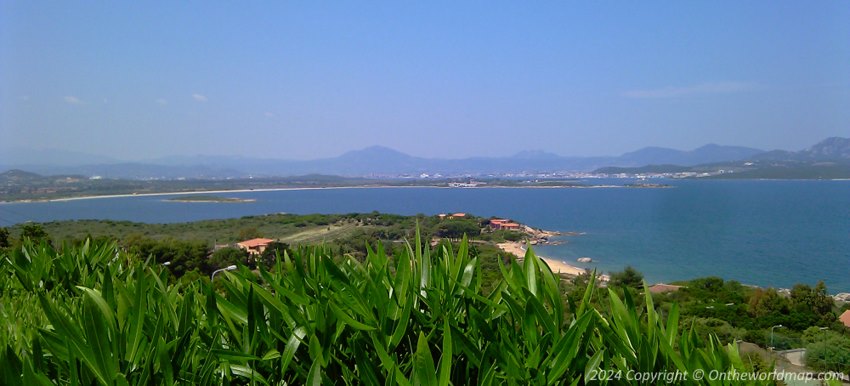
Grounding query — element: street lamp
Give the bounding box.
[770,324,784,349]
[211,265,237,280]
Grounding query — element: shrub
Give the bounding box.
[2,232,772,385]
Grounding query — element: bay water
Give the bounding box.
[2,180,848,292]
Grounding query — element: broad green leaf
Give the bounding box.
[412,332,437,386]
[329,302,376,331]
[523,245,538,296]
[438,319,452,386]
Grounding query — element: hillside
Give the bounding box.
[593,137,850,179]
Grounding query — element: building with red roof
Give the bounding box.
[648,283,683,294]
[840,310,850,329]
[490,218,521,230]
[236,238,275,255]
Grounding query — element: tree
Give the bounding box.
[260,242,291,267]
[128,237,210,277]
[0,227,9,248]
[791,281,835,318]
[21,223,49,243]
[746,288,791,328]
[806,335,850,373]
[436,220,480,240]
[609,266,644,290]
[238,227,261,241]
[210,247,249,269]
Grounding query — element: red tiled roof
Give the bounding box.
[840,310,850,328]
[238,238,275,248]
[451,213,466,217]
[649,283,683,294]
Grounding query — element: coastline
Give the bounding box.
[8,185,434,203]
[165,199,258,203]
[0,183,664,204]
[497,241,587,277]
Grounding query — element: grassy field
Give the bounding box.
[279,220,363,244]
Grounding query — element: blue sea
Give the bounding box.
[2,180,849,292]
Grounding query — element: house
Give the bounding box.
[449,213,467,219]
[490,219,521,230]
[236,238,275,256]
[840,310,850,329]
[648,283,683,294]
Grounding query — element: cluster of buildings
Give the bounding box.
[488,218,521,230]
[435,213,523,231]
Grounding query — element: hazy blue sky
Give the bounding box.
[2,1,848,160]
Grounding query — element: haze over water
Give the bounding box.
[2,180,849,292]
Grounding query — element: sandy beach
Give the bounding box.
[497,241,586,277]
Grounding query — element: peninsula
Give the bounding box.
[165,195,255,203]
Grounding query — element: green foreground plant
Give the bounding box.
[1,232,789,385]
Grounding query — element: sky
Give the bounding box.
[1,1,849,161]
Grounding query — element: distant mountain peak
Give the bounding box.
[1,169,42,178]
[804,137,850,159]
[341,146,411,158]
[693,143,723,150]
[357,145,398,152]
[511,150,560,159]
[618,144,762,167]
[0,169,46,184]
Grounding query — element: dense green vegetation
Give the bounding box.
[3,214,528,281]
[648,277,850,373]
[3,233,781,385]
[6,213,427,244]
[3,215,850,382]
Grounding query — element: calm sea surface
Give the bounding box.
[2,180,849,292]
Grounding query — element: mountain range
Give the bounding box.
[1,138,848,179]
[595,137,850,178]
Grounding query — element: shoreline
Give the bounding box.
[164,197,257,203]
[0,183,668,204]
[4,179,849,203]
[497,241,588,277]
[4,185,438,203]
